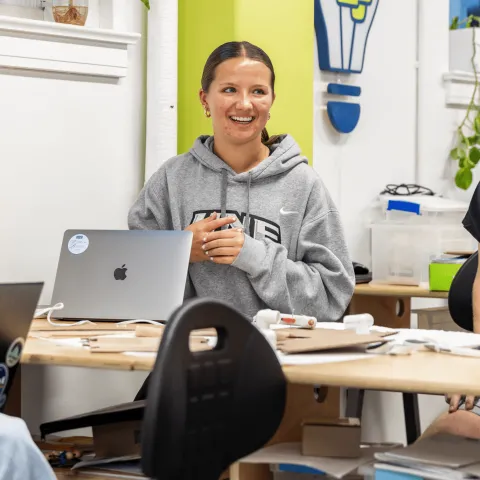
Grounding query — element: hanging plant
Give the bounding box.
[449,15,480,190]
[140,0,150,9]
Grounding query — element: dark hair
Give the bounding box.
[201,41,275,145]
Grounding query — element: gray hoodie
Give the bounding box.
[128,135,355,320]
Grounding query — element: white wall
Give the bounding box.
[313,0,475,444]
[417,0,479,201]
[314,0,418,267]
[0,2,149,433]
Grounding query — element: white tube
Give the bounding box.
[343,314,374,334]
[144,0,178,181]
[254,309,281,329]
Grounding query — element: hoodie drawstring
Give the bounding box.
[221,169,228,229]
[245,172,252,234]
[220,169,252,234]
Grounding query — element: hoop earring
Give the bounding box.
[204,107,211,118]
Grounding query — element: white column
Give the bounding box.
[144,0,178,181]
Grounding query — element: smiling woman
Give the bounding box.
[199,42,275,173]
[128,41,355,321]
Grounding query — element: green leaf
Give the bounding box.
[458,148,467,160]
[470,146,480,165]
[450,16,459,30]
[474,116,480,134]
[140,0,150,9]
[455,167,473,190]
[468,135,480,145]
[450,148,459,160]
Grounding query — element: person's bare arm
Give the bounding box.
[474,242,480,334]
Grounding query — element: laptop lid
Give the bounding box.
[51,230,192,322]
[0,282,43,412]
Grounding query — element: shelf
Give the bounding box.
[0,15,140,79]
[443,71,480,108]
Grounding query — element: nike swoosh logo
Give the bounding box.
[280,207,298,215]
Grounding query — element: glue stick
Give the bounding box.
[279,314,317,329]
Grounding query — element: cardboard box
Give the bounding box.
[413,306,465,332]
[302,418,361,458]
[92,420,142,458]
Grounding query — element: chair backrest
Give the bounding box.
[0,282,43,414]
[141,298,287,480]
[448,251,478,331]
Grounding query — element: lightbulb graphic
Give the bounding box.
[314,0,380,133]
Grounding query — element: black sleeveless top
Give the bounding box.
[463,181,480,243]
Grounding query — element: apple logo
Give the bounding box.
[114,264,127,280]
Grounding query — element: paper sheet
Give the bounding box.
[373,462,467,480]
[240,442,385,479]
[278,351,375,366]
[386,328,480,348]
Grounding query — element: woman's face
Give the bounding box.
[200,57,275,145]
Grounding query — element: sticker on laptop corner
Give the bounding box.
[68,234,89,255]
[5,338,24,368]
[0,394,6,410]
[0,364,9,395]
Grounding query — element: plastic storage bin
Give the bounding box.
[370,198,474,287]
[370,222,473,287]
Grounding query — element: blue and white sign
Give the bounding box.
[314,0,380,133]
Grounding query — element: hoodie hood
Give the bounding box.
[189,134,308,226]
[189,134,308,181]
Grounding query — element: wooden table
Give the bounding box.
[23,336,154,371]
[21,335,480,480]
[18,285,454,480]
[22,283,447,372]
[350,283,448,330]
[21,336,480,396]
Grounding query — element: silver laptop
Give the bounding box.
[51,230,192,321]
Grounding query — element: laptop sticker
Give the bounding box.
[0,364,8,395]
[68,234,89,255]
[6,337,24,368]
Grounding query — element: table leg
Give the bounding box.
[403,392,421,444]
[349,294,421,444]
[230,384,341,480]
[345,388,365,419]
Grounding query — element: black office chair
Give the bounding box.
[140,297,287,480]
[448,251,478,332]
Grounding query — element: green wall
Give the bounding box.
[178,0,313,162]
